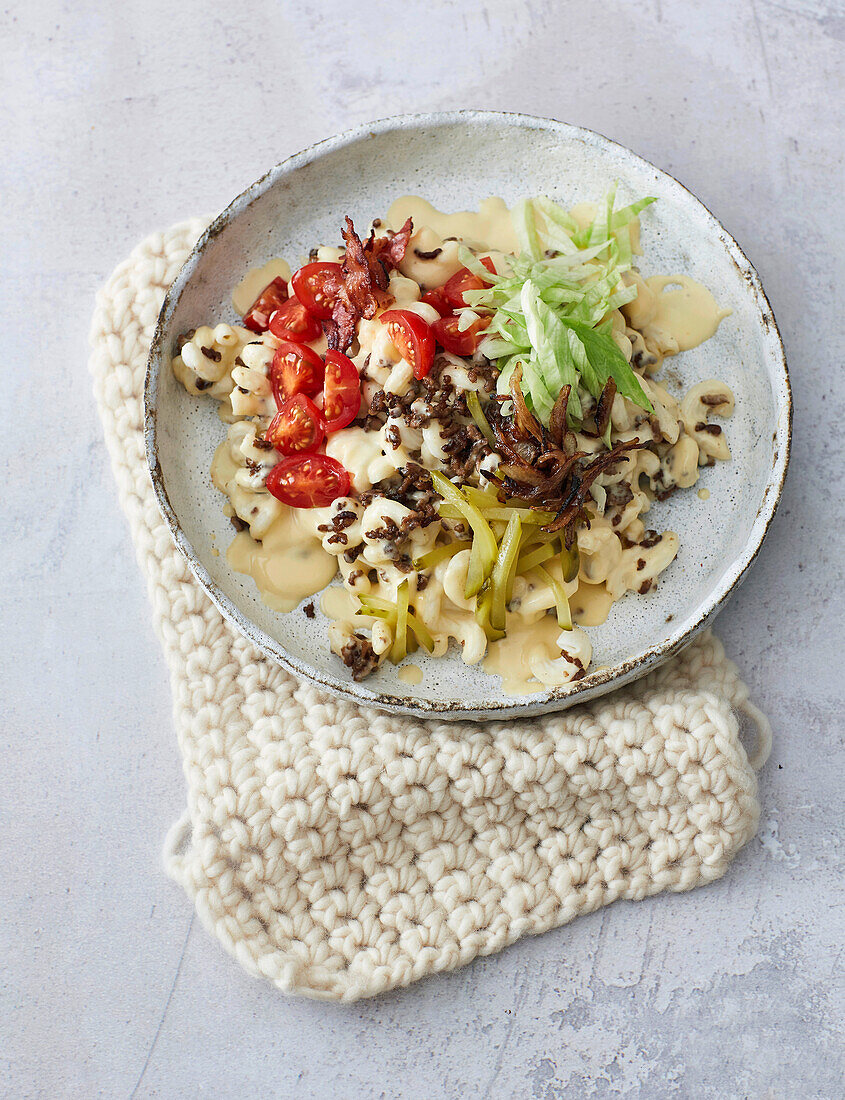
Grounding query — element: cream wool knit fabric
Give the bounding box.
[90,221,772,1002]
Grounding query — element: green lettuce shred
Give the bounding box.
[466,189,657,428]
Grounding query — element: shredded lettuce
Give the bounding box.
[466,189,657,428]
[512,198,543,261]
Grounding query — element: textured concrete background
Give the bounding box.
[2,1,843,1097]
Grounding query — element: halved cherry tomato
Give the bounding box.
[322,349,362,432]
[265,394,325,455]
[380,309,436,379]
[291,262,343,321]
[442,256,497,309]
[268,297,323,343]
[269,341,325,405]
[266,454,350,508]
[432,314,485,357]
[421,286,453,316]
[242,277,289,333]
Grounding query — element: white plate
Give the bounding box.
[145,111,791,719]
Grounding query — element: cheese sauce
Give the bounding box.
[482,615,564,695]
[387,195,517,252]
[570,582,615,627]
[386,196,517,288]
[642,275,731,352]
[391,226,464,289]
[320,585,359,621]
[226,511,336,613]
[232,258,292,316]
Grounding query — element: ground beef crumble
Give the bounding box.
[606,482,634,509]
[340,634,379,680]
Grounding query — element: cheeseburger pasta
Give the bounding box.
[172,192,733,694]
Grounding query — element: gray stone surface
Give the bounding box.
[1,1,842,1096]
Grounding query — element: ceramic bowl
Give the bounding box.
[145,111,791,719]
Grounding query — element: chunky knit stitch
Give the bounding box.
[89,222,771,1001]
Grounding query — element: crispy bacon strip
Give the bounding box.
[326,216,414,351]
[371,217,413,268]
[344,217,383,309]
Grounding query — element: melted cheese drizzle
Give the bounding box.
[570,582,615,627]
[232,258,292,315]
[643,275,731,352]
[320,585,359,621]
[481,579,614,696]
[226,512,336,613]
[386,196,517,289]
[482,614,569,696]
[387,195,517,252]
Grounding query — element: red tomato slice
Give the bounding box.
[291,262,343,321]
[432,314,485,357]
[443,256,496,309]
[268,297,323,342]
[270,341,325,404]
[242,277,289,333]
[265,394,325,455]
[421,286,453,316]
[380,309,436,379]
[322,350,362,432]
[266,454,351,508]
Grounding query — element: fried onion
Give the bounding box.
[594,377,617,439]
[486,371,644,543]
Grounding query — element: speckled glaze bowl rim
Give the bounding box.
[145,110,792,720]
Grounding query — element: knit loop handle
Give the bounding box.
[738,699,773,771]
